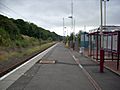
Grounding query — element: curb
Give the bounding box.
[83,54,120,77]
[104,65,120,76]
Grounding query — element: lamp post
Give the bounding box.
[103,0,109,27]
[63,18,65,43]
[99,0,109,73]
[74,19,75,34]
[68,0,75,49]
[100,0,104,73]
[63,17,68,44]
[64,27,67,36]
[100,0,103,48]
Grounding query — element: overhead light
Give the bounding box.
[68,16,73,18]
[102,0,109,1]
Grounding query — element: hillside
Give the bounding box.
[0,14,62,47]
[0,14,63,63]
[0,14,62,76]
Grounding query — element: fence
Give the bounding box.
[89,30,120,70]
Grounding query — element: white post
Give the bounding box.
[100,0,103,48]
[104,0,106,27]
[100,0,104,73]
[63,18,65,42]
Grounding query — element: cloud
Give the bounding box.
[0,0,120,35]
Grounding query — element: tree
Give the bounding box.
[0,28,11,46]
[0,14,62,42]
[77,31,81,47]
[0,15,21,40]
[69,32,74,41]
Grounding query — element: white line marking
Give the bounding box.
[72,55,76,61]
[0,43,57,81]
[0,59,31,80]
[79,64,83,69]
[69,50,101,90]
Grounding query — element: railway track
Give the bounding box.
[0,43,55,77]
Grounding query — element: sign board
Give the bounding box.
[108,36,111,50]
[103,36,107,49]
[113,35,117,51]
[81,34,84,41]
[85,34,88,41]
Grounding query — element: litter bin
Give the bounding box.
[79,47,84,54]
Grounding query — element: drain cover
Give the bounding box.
[39,60,56,64]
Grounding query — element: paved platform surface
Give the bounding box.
[72,50,120,90]
[0,44,57,90]
[2,43,120,90]
[84,49,120,76]
[6,43,95,90]
[104,61,120,75]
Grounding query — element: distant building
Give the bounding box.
[80,31,89,48]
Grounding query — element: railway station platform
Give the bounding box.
[0,43,120,90]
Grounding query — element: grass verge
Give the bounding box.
[0,42,56,62]
[0,42,56,77]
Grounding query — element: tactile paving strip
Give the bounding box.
[39,59,56,64]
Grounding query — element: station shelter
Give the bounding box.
[79,31,89,54]
[88,26,120,70]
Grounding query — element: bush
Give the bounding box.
[15,40,28,48]
[0,28,11,47]
[47,37,53,42]
[0,18,21,40]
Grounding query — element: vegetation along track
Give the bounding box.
[0,42,55,77]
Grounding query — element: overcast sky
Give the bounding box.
[0,0,120,36]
